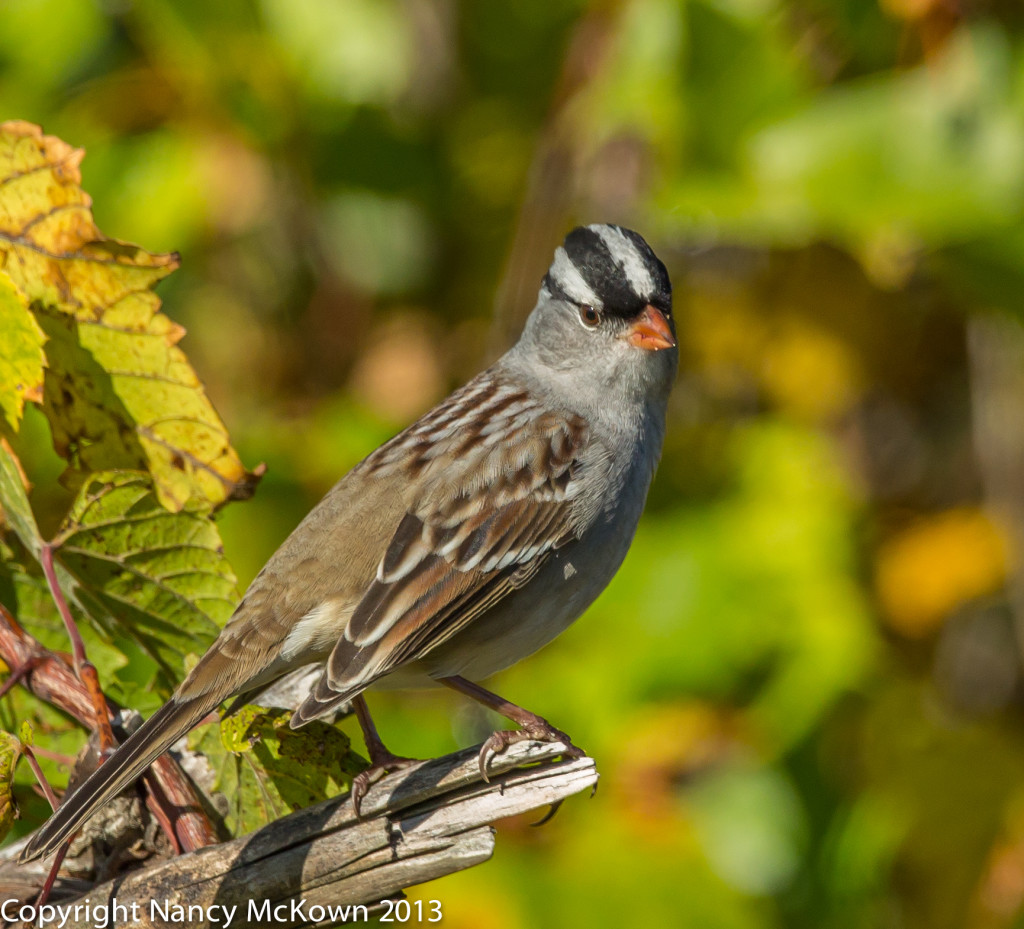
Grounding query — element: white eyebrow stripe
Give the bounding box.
[549,247,602,308]
[591,224,655,300]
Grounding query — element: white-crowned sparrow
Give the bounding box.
[22,223,676,861]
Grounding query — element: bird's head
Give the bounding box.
[518,224,677,404]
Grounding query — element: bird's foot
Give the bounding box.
[351,749,418,817]
[478,718,585,783]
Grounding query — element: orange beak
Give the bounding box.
[626,305,676,351]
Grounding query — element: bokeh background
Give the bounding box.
[5,1,1024,926]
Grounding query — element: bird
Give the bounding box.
[21,223,677,863]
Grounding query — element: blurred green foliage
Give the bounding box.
[4,1,1024,927]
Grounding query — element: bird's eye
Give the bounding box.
[579,305,600,328]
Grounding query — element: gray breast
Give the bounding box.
[417,417,660,682]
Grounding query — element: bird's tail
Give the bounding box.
[19,693,218,863]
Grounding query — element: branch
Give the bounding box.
[0,606,218,855]
[6,741,598,927]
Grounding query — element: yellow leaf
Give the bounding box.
[0,121,259,511]
[0,271,45,432]
[875,508,1008,637]
[0,731,21,842]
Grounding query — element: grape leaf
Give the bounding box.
[0,120,259,511]
[189,706,364,836]
[51,470,240,684]
[0,439,41,558]
[0,271,45,434]
[0,551,141,693]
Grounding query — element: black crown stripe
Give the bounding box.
[563,226,646,320]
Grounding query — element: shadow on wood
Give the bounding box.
[4,741,597,928]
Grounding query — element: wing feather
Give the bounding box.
[292,395,588,724]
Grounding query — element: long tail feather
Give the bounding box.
[19,694,218,863]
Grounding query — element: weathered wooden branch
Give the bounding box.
[4,740,597,928]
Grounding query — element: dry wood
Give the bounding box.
[3,740,597,928]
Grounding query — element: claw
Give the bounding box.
[477,730,519,783]
[530,799,564,827]
[351,771,371,818]
[435,676,589,791]
[474,724,587,785]
[349,753,418,818]
[478,745,492,783]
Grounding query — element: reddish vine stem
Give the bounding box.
[38,544,86,673]
[38,542,116,754]
[78,666,117,754]
[142,771,182,855]
[26,745,74,765]
[0,655,42,701]
[0,605,219,855]
[33,844,69,913]
[15,704,66,914]
[0,603,109,722]
[21,745,59,810]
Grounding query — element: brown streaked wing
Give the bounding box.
[292,405,588,721]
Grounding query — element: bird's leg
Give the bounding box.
[438,675,586,781]
[350,695,417,816]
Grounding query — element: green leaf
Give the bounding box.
[0,121,260,512]
[0,271,45,434]
[189,706,364,836]
[0,439,41,558]
[51,471,240,685]
[0,546,163,708]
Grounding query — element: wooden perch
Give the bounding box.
[5,741,597,928]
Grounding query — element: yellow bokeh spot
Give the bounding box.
[875,508,1009,637]
[688,292,862,422]
[760,318,862,422]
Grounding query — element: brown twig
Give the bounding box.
[0,605,218,855]
[0,603,95,722]
[142,777,182,856]
[0,655,42,702]
[34,844,69,913]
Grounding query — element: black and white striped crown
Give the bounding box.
[543,224,672,319]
